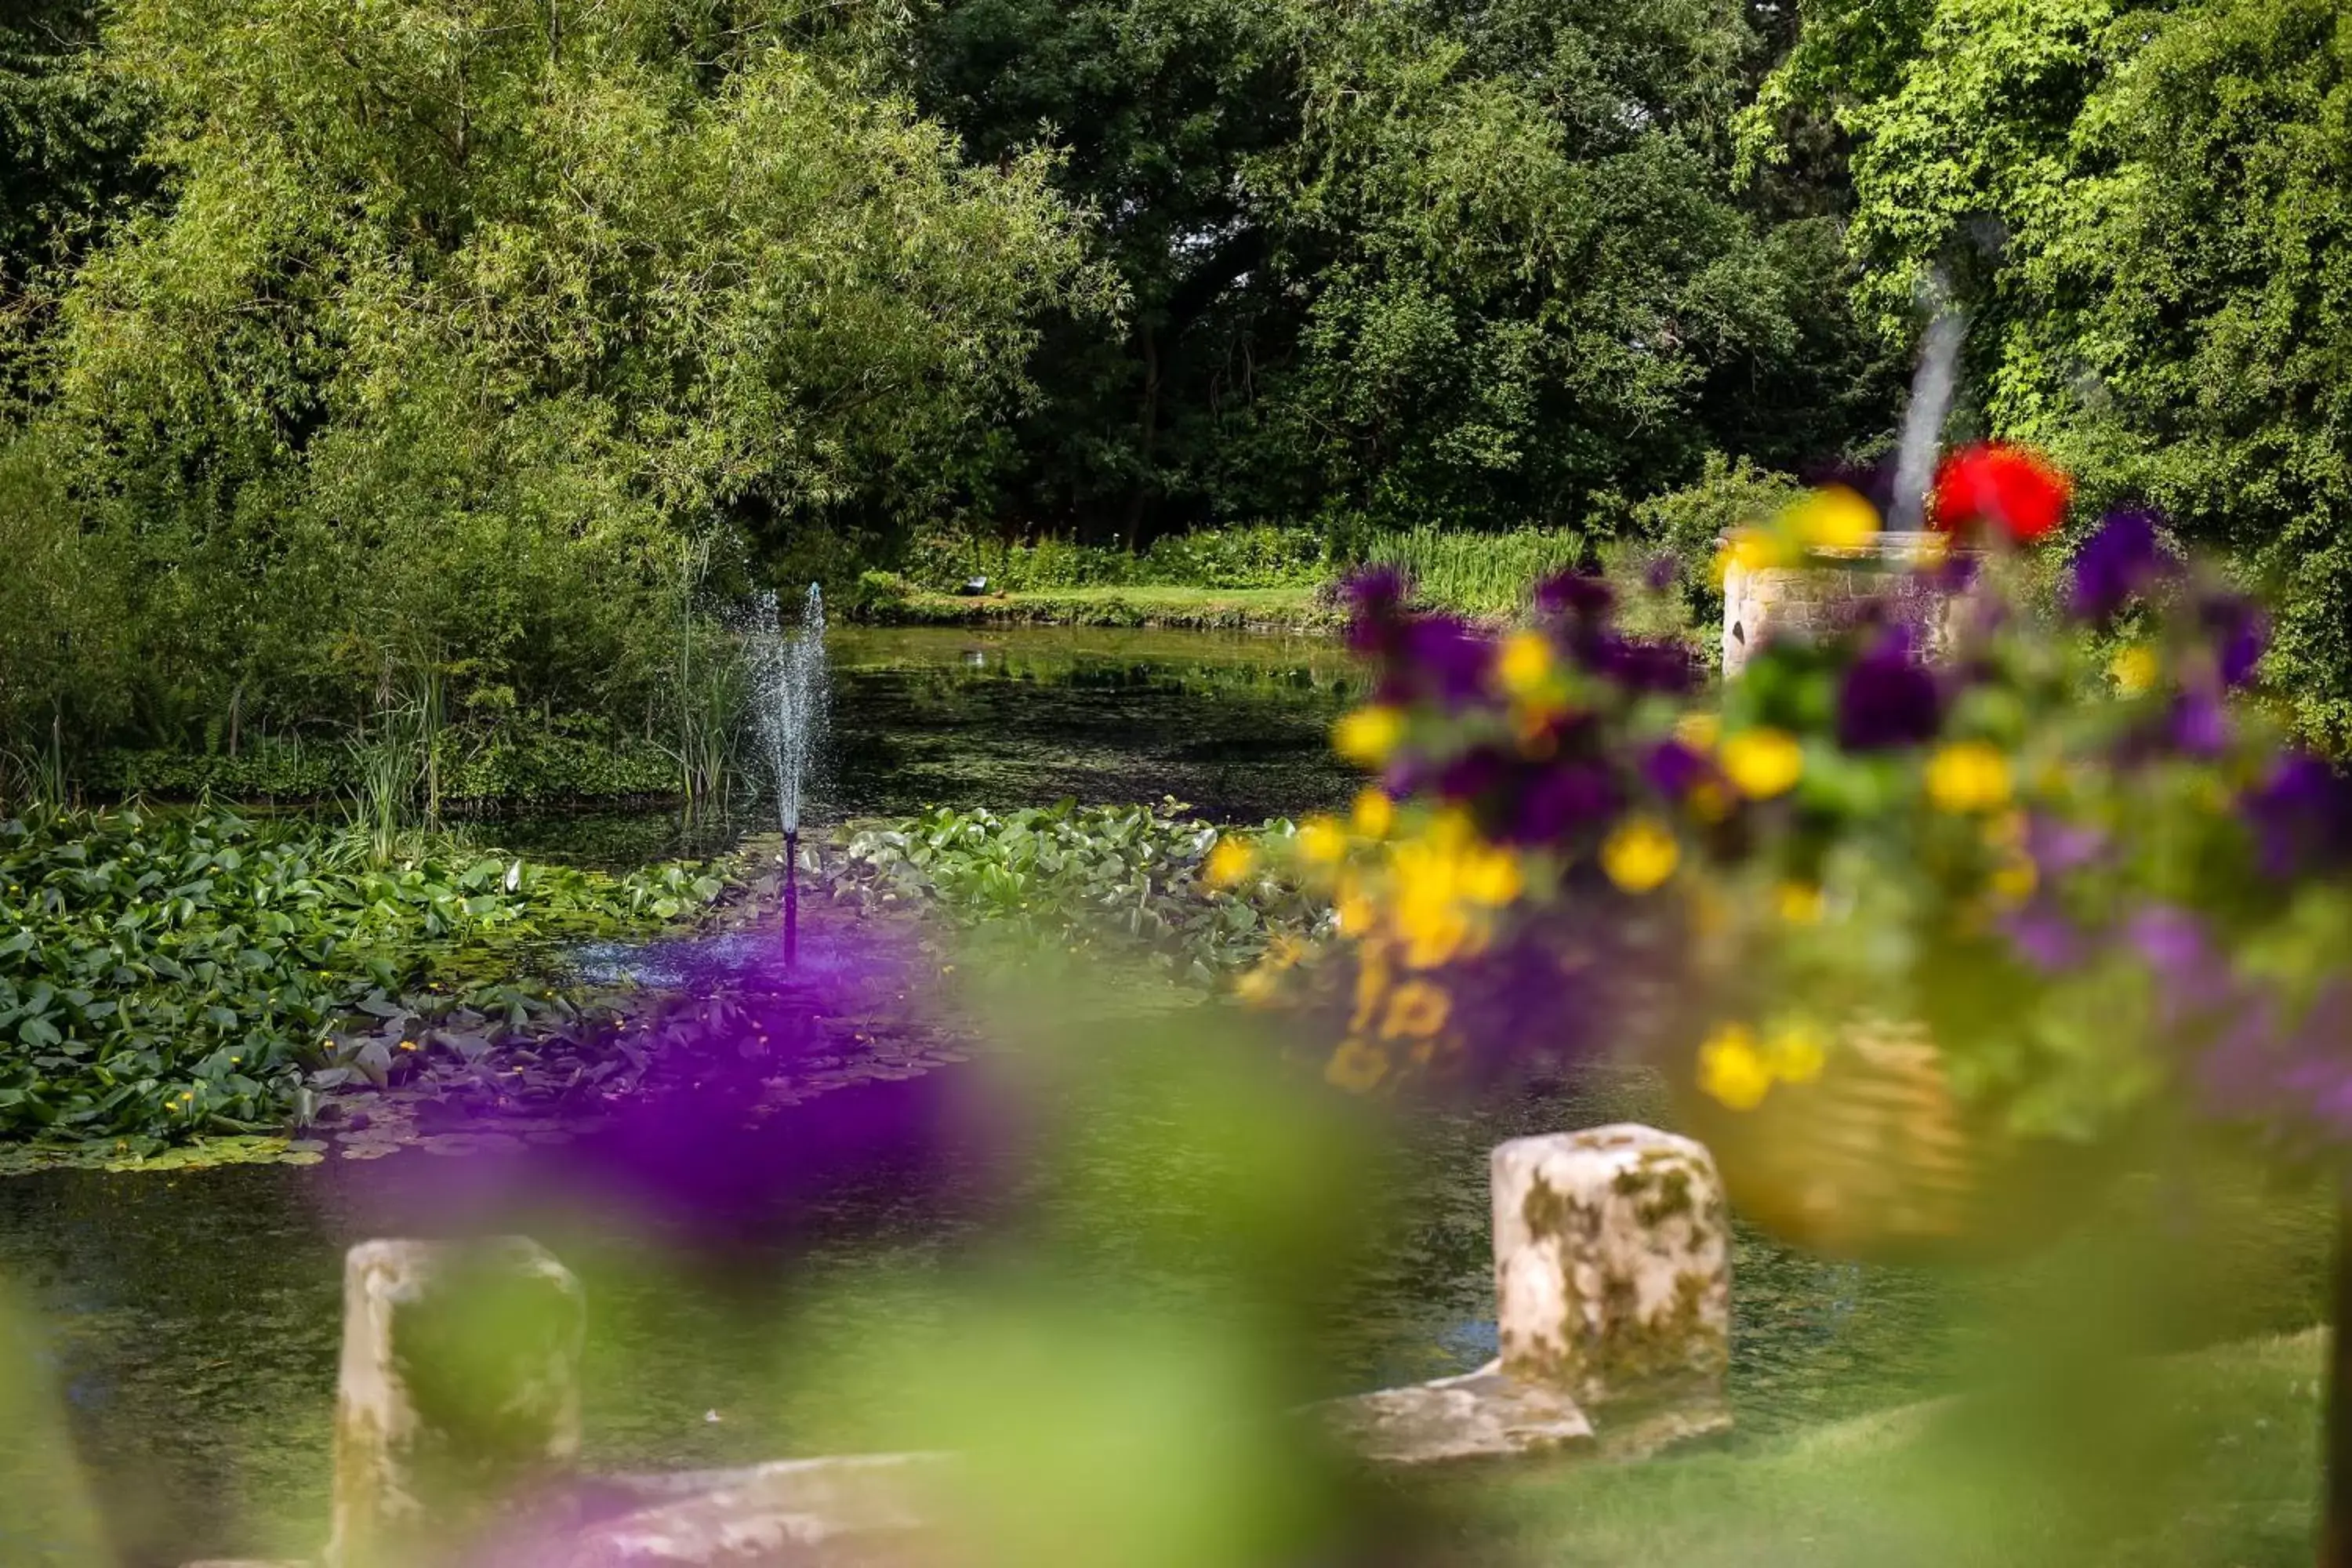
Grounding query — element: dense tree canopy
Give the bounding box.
[1247,0,1897,534]
[909,0,1900,543]
[1757,0,2352,739]
[2,0,1105,750]
[15,0,2352,769]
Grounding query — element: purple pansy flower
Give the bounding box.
[2199,592,2268,688]
[1508,763,1623,844]
[2245,753,2352,876]
[1534,569,1613,618]
[1641,739,1708,797]
[2169,689,2229,757]
[2067,506,2178,622]
[1836,627,1942,750]
[2001,903,2085,974]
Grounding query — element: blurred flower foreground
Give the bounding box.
[19,445,2352,1568]
[1243,442,2347,1259]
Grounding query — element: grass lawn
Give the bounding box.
[880,584,1339,633]
[1465,1329,2325,1566]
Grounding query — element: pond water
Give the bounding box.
[499,626,1367,867]
[0,626,2335,1564]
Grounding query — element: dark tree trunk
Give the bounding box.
[1123,321,1160,552]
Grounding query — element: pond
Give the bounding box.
[0,626,2334,1565]
[498,626,1368,867]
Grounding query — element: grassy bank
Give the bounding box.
[1477,1328,2325,1566]
[873,584,1342,633]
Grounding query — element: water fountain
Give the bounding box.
[747,583,829,960]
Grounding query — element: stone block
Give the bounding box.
[325,1237,587,1568]
[1317,1366,1593,1465]
[557,1454,946,1567]
[1491,1124,1730,1411]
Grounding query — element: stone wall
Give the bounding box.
[1722,533,1960,677]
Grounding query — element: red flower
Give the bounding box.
[1930,443,2072,543]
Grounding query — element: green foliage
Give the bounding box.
[0,0,1108,779]
[86,728,679,806]
[1758,0,2352,741]
[873,584,1337,633]
[0,804,726,1143]
[0,0,147,296]
[1361,527,1587,618]
[1243,0,1899,533]
[909,0,1898,543]
[904,525,1334,594]
[832,801,1327,984]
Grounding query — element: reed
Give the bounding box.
[1362,526,1587,616]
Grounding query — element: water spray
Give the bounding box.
[747,583,829,964]
[1890,270,1967,533]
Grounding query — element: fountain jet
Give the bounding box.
[748,583,829,961]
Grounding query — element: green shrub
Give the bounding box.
[849,569,916,616]
[1140,526,1330,589]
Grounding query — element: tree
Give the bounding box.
[1246,0,1897,534]
[912,0,1307,544]
[5,0,1108,748]
[1759,0,2352,742]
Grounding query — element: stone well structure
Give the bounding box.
[1721,532,1967,678]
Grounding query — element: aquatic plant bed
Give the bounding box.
[0,805,736,1155]
[829,800,1328,985]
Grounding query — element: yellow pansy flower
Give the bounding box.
[1334,705,1406,768]
[1352,787,1395,839]
[2110,644,2160,695]
[1496,630,1553,699]
[1398,900,1473,969]
[1326,1036,1391,1093]
[1203,837,1254,888]
[1232,964,1283,1007]
[1675,712,1721,752]
[1926,741,2013,814]
[1601,816,1680,894]
[1458,844,1524,907]
[1297,815,1347,866]
[1721,728,1805,799]
[1990,855,2038,902]
[1697,1022,1773,1111]
[1688,780,1733,824]
[1382,979,1453,1040]
[1762,1018,1828,1085]
[1774,880,1824,924]
[1788,485,1880,552]
[1712,527,1787,586]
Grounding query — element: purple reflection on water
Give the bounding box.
[336,913,1007,1256]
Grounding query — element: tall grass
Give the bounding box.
[1363,527,1587,616]
[339,677,441,865]
[666,625,746,822]
[0,710,71,814]
[910,525,1332,594]
[897,521,1592,618]
[662,537,748,821]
